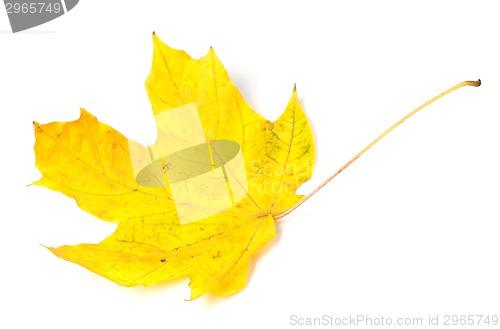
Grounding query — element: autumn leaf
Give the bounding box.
[33,33,480,299]
[33,33,314,299]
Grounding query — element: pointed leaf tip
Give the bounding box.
[40,244,55,253]
[207,46,218,59]
[29,179,44,187]
[78,108,87,119]
[152,32,160,43]
[291,84,299,100]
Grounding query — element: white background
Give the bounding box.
[1,1,499,328]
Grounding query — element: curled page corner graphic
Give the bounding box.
[128,103,248,225]
[5,0,79,33]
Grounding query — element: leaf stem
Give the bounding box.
[274,79,481,220]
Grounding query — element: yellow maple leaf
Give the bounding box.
[33,33,480,300]
[33,33,314,299]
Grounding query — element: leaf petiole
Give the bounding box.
[274,79,481,220]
